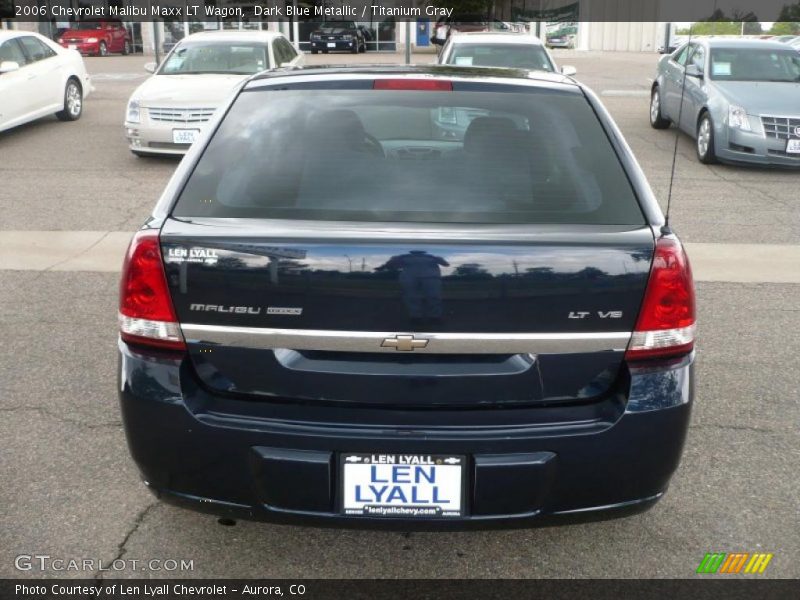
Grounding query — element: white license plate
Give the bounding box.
[172,129,200,145]
[327,42,337,48]
[341,453,464,517]
[787,139,800,154]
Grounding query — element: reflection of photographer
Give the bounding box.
[376,251,450,322]
[432,18,449,55]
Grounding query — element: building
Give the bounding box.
[2,0,667,54]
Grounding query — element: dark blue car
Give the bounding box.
[117,66,696,528]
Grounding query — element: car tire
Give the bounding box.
[649,86,670,129]
[55,78,82,122]
[123,40,131,55]
[351,45,358,54]
[99,41,108,57]
[696,112,718,164]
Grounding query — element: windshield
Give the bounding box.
[318,22,357,32]
[173,87,643,225]
[710,48,800,82]
[72,22,104,30]
[448,43,554,71]
[160,42,268,75]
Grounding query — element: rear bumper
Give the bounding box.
[118,341,693,529]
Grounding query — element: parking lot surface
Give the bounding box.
[0,51,798,579]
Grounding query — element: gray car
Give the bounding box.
[650,38,800,166]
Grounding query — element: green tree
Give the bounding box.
[769,21,800,35]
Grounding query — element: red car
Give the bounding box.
[58,19,131,56]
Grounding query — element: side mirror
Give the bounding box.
[144,62,157,74]
[0,60,20,74]
[686,64,704,78]
[561,65,577,76]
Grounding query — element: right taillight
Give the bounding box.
[626,236,696,361]
[118,230,186,351]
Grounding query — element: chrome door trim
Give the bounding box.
[181,324,631,354]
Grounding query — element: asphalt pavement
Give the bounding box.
[0,51,798,579]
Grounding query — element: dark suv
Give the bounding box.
[118,66,695,528]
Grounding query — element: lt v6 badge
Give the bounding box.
[569,311,623,319]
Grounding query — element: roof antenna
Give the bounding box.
[662,26,693,236]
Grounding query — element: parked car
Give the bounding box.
[0,31,93,133]
[651,39,800,166]
[547,31,575,49]
[309,21,366,54]
[124,30,303,157]
[439,32,576,76]
[57,18,131,56]
[118,65,696,528]
[771,35,799,45]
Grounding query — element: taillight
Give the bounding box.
[118,230,185,351]
[373,79,453,91]
[626,237,695,361]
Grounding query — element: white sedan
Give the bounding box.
[0,31,93,133]
[125,30,303,157]
[439,32,576,76]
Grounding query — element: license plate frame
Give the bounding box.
[172,129,200,145]
[786,139,800,154]
[339,453,466,518]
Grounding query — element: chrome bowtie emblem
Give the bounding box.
[381,335,429,351]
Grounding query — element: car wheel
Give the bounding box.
[99,41,108,56]
[649,86,670,129]
[55,78,82,121]
[351,45,358,54]
[696,113,717,164]
[123,40,131,55]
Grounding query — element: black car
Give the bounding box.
[118,66,696,528]
[309,21,366,54]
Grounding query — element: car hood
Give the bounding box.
[715,81,800,115]
[133,73,249,106]
[313,27,356,35]
[62,30,104,39]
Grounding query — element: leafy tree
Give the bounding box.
[769,21,800,35]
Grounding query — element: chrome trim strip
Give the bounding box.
[181,324,631,355]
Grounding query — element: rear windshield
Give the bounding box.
[448,43,554,71]
[172,87,644,225]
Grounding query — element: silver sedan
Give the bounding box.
[650,38,800,167]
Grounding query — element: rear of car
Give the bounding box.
[118,67,695,527]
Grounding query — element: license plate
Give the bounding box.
[341,453,464,518]
[172,129,200,145]
[787,139,800,154]
[327,42,337,48]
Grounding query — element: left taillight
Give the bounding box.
[625,236,696,361]
[118,230,186,351]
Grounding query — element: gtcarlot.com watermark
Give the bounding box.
[15,554,194,573]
